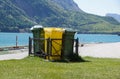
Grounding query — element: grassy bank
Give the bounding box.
[0,57,120,79]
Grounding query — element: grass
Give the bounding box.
[0,57,120,79]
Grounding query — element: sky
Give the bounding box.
[73,0,120,16]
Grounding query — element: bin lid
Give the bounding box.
[30,25,43,30]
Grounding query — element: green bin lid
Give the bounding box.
[30,25,43,31]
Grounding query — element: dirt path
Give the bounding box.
[79,42,120,58]
[0,49,28,60]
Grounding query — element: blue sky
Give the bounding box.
[73,0,120,16]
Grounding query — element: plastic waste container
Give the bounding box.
[31,25,45,55]
[44,28,65,60]
[62,29,76,60]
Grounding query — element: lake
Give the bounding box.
[75,34,120,43]
[0,33,32,47]
[0,33,120,47]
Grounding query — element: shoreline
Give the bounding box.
[0,45,28,51]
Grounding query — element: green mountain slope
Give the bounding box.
[51,0,82,12]
[0,0,35,32]
[0,0,120,33]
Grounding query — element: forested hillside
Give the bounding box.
[0,0,120,33]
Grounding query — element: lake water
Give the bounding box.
[0,33,120,47]
[75,34,120,43]
[0,33,32,47]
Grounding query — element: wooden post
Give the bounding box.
[16,35,18,47]
[75,38,79,56]
[29,37,32,56]
[47,38,49,59]
[47,38,51,60]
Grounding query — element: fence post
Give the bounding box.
[75,38,79,56]
[29,37,32,56]
[47,38,51,60]
[16,35,18,47]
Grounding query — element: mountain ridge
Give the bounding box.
[106,13,120,23]
[51,0,83,12]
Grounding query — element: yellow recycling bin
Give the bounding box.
[44,28,65,60]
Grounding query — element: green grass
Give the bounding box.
[0,57,120,79]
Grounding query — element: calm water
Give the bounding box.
[0,33,32,47]
[0,33,120,47]
[75,34,120,43]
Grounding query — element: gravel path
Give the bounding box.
[79,42,120,58]
[0,49,28,60]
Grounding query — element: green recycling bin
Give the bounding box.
[62,29,76,60]
[31,25,45,55]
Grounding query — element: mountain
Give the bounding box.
[0,0,36,32]
[106,13,120,23]
[51,0,83,12]
[0,0,120,33]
